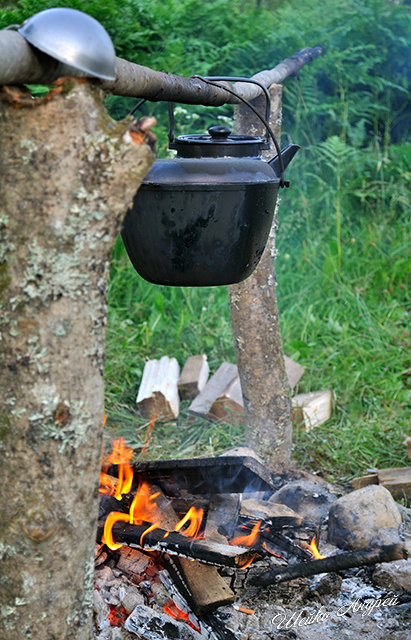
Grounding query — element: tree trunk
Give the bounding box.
[229,85,292,469]
[0,80,154,639]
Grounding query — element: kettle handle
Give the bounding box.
[190,76,287,188]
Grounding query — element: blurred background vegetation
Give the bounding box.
[1,0,410,482]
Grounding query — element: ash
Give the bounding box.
[93,542,410,640]
[213,569,410,640]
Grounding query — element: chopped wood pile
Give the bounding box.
[136,353,334,431]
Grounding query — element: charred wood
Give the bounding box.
[249,543,410,587]
[97,521,257,568]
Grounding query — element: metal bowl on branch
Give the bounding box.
[18,8,116,81]
[121,125,299,287]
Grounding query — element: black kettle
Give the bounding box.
[122,104,299,287]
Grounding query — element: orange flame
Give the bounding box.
[309,537,325,559]
[102,512,130,551]
[107,438,134,499]
[140,521,161,547]
[230,521,262,547]
[100,438,134,500]
[129,482,160,524]
[101,438,207,553]
[174,506,204,538]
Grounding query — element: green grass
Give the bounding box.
[276,209,410,480]
[104,201,410,482]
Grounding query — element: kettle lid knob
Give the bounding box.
[208,125,231,140]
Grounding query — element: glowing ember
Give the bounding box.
[174,506,204,538]
[309,537,325,559]
[238,554,257,570]
[108,605,128,627]
[163,601,201,632]
[230,520,262,547]
[262,541,283,558]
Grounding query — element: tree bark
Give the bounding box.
[229,85,292,469]
[0,80,154,639]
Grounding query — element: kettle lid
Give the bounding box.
[170,125,266,158]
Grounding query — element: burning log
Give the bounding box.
[97,521,257,568]
[150,484,236,615]
[248,542,410,587]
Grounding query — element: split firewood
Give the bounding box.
[240,498,302,522]
[178,354,209,400]
[207,375,244,424]
[378,467,411,500]
[188,362,238,418]
[284,355,305,390]
[136,356,180,421]
[189,357,304,424]
[204,493,242,543]
[291,389,334,431]
[351,473,378,491]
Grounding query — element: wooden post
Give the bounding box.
[0,81,154,640]
[229,85,292,469]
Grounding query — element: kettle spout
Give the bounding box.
[268,144,301,177]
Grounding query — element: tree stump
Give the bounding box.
[0,80,154,639]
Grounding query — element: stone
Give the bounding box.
[372,559,411,593]
[327,485,402,550]
[269,479,337,524]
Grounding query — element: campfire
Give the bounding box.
[94,439,410,639]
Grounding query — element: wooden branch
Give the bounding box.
[0,29,321,104]
[229,85,293,468]
[248,543,410,587]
